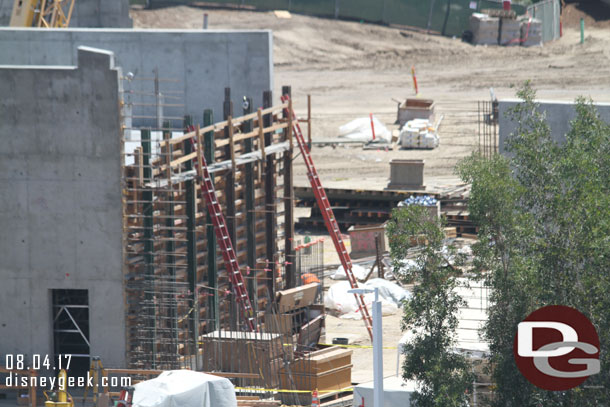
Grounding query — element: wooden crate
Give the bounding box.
[201,331,284,388]
[279,346,352,391]
[397,98,435,126]
[276,283,319,312]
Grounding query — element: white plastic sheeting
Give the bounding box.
[339,116,391,143]
[331,264,368,281]
[324,278,411,319]
[133,370,237,407]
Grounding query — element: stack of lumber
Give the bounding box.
[499,17,521,46]
[521,17,542,47]
[279,346,352,405]
[470,13,499,45]
[295,187,437,229]
[201,331,284,388]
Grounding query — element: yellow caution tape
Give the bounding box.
[234,386,353,394]
[198,342,397,349]
[317,343,398,350]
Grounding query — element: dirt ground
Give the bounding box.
[132,4,610,191]
[131,4,610,384]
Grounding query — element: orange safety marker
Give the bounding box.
[411,65,419,95]
[369,113,376,141]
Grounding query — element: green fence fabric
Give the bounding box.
[527,0,560,42]
[149,0,527,37]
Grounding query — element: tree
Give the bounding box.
[457,83,610,406]
[387,205,474,407]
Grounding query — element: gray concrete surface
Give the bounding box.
[499,98,610,153]
[0,47,126,369]
[0,28,274,128]
[0,0,131,28]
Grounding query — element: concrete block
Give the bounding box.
[499,99,610,154]
[470,13,499,45]
[499,18,521,46]
[387,159,425,190]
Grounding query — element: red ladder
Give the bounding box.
[281,96,374,340]
[188,125,257,332]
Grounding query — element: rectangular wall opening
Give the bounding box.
[52,289,90,377]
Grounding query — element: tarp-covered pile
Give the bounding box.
[339,116,391,143]
[325,278,411,319]
[398,119,439,149]
[133,370,237,407]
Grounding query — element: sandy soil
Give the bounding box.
[132,4,610,190]
[131,4,610,384]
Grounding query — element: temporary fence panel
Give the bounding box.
[338,0,384,23]
[527,0,560,43]
[289,0,335,17]
[147,0,526,38]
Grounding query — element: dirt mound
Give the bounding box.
[562,2,610,29]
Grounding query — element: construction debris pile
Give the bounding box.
[398,119,439,149]
[470,12,542,46]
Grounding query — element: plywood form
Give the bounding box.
[123,101,295,368]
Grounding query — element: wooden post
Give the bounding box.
[203,109,219,331]
[307,94,312,151]
[243,97,257,312]
[263,90,276,299]
[29,369,36,407]
[282,85,295,289]
[228,116,236,170]
[136,147,143,186]
[375,233,384,279]
[257,109,266,156]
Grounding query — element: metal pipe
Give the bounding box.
[373,288,384,407]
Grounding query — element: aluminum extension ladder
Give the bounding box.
[281,96,374,340]
[189,125,257,332]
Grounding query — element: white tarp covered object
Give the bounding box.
[331,264,368,281]
[133,370,237,407]
[339,116,391,142]
[324,278,410,319]
[398,118,439,149]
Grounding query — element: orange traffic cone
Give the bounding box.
[311,389,320,407]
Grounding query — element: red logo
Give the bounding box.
[513,305,600,391]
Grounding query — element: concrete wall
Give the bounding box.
[0,47,126,368]
[0,0,131,28]
[499,99,610,154]
[0,28,274,128]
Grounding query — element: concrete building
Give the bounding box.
[498,99,610,153]
[0,27,290,374]
[0,47,125,374]
[0,28,274,127]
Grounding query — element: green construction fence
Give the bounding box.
[146,0,527,37]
